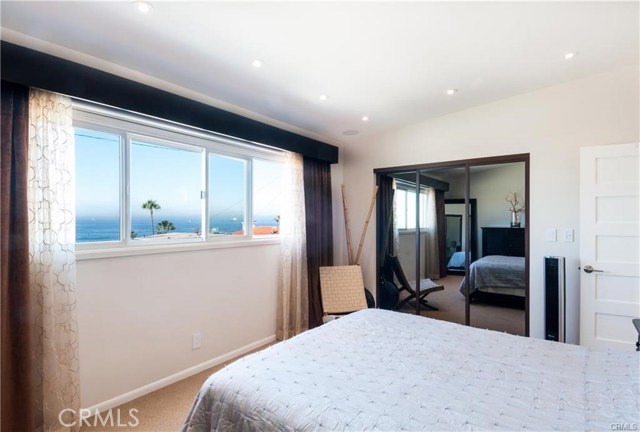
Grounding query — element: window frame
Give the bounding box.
[395,182,431,233]
[73,102,284,256]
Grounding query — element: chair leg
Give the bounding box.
[396,296,414,310]
[419,298,439,311]
[396,292,441,312]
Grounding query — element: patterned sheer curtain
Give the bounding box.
[28,89,80,431]
[391,179,399,256]
[424,187,440,279]
[277,152,308,340]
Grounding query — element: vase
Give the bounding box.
[510,211,520,228]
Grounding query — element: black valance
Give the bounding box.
[0,41,339,164]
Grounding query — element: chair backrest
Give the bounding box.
[319,265,368,315]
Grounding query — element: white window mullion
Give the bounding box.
[246,158,253,238]
[123,134,132,245]
[202,149,209,241]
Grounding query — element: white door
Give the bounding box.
[580,143,639,351]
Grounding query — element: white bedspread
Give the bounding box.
[183,309,639,431]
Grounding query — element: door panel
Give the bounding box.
[580,143,640,351]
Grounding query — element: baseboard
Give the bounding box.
[82,334,276,414]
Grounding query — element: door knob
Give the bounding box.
[583,265,603,274]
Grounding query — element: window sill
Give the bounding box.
[398,229,428,235]
[76,237,280,261]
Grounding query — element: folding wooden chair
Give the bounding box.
[389,256,444,311]
[319,265,368,322]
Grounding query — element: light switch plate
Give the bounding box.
[562,228,574,242]
[546,229,557,242]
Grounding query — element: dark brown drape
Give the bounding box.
[376,175,395,282]
[435,190,447,278]
[303,157,333,329]
[375,175,399,310]
[1,81,34,432]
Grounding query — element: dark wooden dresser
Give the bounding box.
[482,227,525,257]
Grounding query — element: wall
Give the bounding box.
[77,243,279,409]
[471,164,526,258]
[338,65,640,344]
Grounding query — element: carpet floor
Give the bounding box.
[398,274,526,336]
[80,345,270,432]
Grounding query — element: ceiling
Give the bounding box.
[1,1,638,145]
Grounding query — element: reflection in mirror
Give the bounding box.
[407,167,468,325]
[376,160,528,335]
[445,214,462,264]
[381,167,469,324]
[443,199,476,273]
[468,162,526,335]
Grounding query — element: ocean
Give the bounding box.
[76,215,278,243]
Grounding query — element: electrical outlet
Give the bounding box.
[192,332,202,350]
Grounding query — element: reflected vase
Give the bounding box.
[510,211,521,228]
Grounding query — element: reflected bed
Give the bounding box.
[461,255,526,297]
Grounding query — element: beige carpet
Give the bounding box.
[399,275,526,336]
[80,344,270,432]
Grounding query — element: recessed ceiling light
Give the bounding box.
[319,94,328,101]
[564,52,579,60]
[445,89,458,95]
[133,1,152,13]
[251,59,263,68]
[343,130,359,136]
[361,116,369,122]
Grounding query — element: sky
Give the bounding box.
[75,128,282,221]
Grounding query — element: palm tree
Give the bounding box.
[142,200,161,235]
[156,220,176,234]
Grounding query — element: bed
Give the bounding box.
[182,309,638,431]
[460,255,526,297]
[446,250,466,273]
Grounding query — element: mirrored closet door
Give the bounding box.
[468,162,527,335]
[375,155,529,336]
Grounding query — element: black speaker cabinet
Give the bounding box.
[545,256,566,342]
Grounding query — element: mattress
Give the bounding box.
[182,309,639,431]
[462,255,526,297]
[447,250,466,268]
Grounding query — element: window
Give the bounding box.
[73,104,283,249]
[75,129,121,243]
[209,154,246,236]
[395,186,432,231]
[130,139,203,241]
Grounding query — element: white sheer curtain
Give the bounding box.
[28,89,80,431]
[391,179,399,256]
[277,152,308,340]
[424,187,440,279]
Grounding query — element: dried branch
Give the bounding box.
[505,191,525,213]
